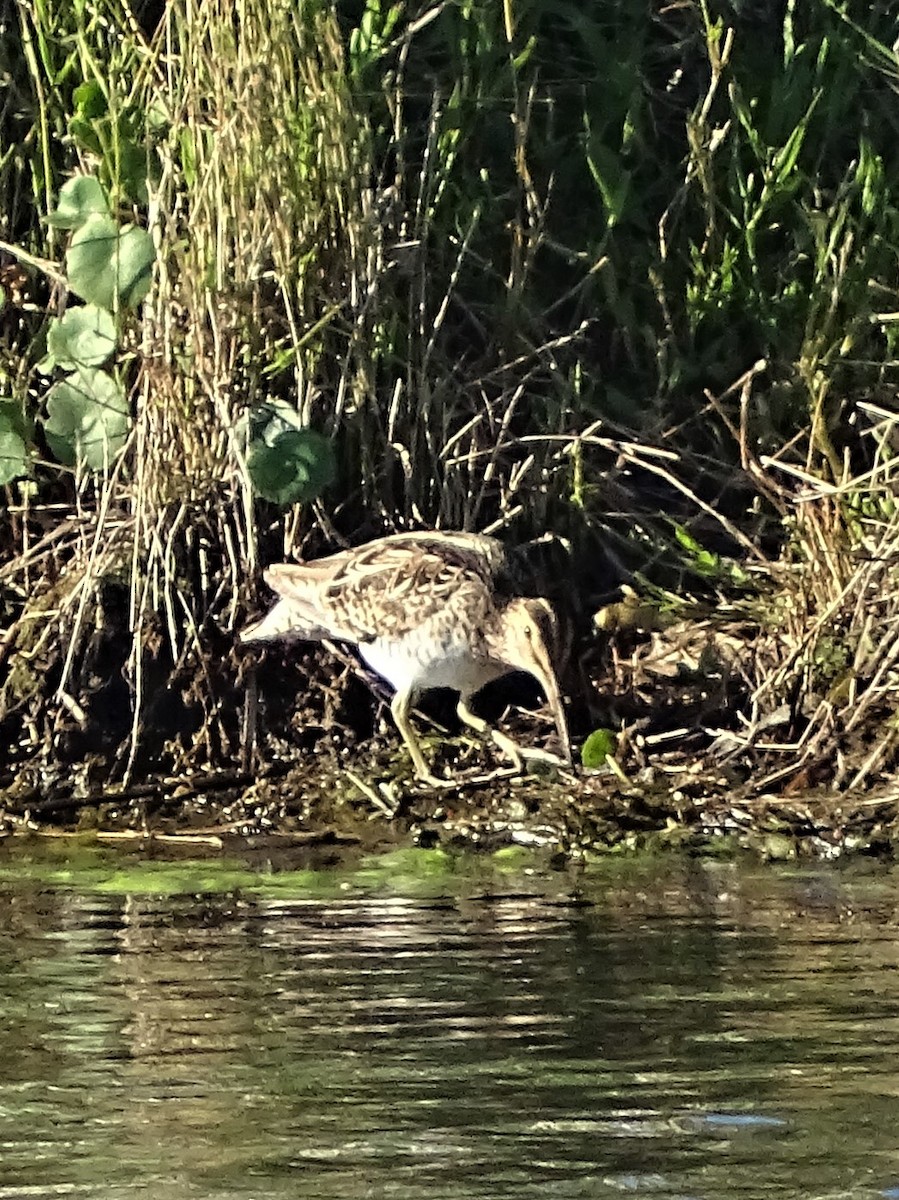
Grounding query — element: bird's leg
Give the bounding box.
[456,697,524,771]
[457,697,570,772]
[390,690,454,788]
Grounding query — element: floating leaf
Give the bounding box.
[44,304,117,370]
[66,215,154,310]
[44,367,130,471]
[47,175,109,230]
[580,728,617,770]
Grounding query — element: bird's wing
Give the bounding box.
[245,533,503,645]
[326,543,479,639]
[371,531,508,579]
[257,561,374,642]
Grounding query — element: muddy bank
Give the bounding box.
[4,595,899,861]
[3,742,899,861]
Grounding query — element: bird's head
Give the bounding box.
[497,597,571,763]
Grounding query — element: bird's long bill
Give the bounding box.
[536,661,572,764]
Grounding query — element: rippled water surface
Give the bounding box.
[1,844,899,1199]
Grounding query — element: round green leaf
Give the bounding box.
[580,727,617,771]
[0,418,28,485]
[246,441,300,504]
[248,427,335,505]
[44,368,130,471]
[66,215,155,310]
[47,175,110,230]
[45,304,117,370]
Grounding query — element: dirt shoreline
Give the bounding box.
[3,746,897,860]
[4,601,899,861]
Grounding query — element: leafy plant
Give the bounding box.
[26,174,152,472]
[68,80,151,204]
[243,400,336,506]
[66,216,154,311]
[0,400,29,485]
[581,728,617,771]
[47,175,154,310]
[42,304,116,371]
[46,176,110,231]
[44,367,130,471]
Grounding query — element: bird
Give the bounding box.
[240,530,571,785]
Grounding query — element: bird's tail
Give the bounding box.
[240,596,336,644]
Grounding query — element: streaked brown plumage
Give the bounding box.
[240,531,570,784]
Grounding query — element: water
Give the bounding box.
[1,846,898,1199]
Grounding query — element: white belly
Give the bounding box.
[359,635,503,698]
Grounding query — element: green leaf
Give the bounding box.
[584,136,632,228]
[512,35,536,71]
[117,138,149,205]
[238,402,336,505]
[0,415,28,484]
[66,215,154,310]
[72,80,107,120]
[672,523,722,577]
[44,304,117,370]
[44,368,130,471]
[68,116,104,157]
[248,428,335,505]
[673,523,704,555]
[0,396,30,442]
[47,175,109,230]
[580,728,617,770]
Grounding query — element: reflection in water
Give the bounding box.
[0,857,898,1199]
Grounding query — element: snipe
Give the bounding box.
[240,531,571,785]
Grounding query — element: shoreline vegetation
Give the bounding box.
[2,0,899,857]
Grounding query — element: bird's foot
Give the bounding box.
[489,730,572,774]
[516,745,573,771]
[412,764,521,790]
[416,771,461,790]
[455,766,520,788]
